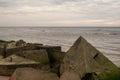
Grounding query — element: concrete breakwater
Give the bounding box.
[0,36,120,80]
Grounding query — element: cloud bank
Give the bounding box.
[0,0,120,26]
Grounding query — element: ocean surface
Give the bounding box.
[0,27,120,67]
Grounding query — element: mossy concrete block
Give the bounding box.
[16,49,49,63]
[6,45,41,57]
[60,36,118,79]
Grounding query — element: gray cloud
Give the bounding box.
[0,0,15,7]
[0,0,120,26]
[0,0,84,8]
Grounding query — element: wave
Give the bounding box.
[109,32,119,35]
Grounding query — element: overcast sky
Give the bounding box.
[0,0,120,27]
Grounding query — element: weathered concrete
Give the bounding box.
[6,45,41,57]
[50,51,65,76]
[0,76,9,80]
[10,68,59,80]
[0,55,39,63]
[0,42,62,76]
[60,36,118,79]
[0,64,40,76]
[0,55,40,76]
[15,49,49,62]
[81,73,99,80]
[0,48,4,60]
[15,49,50,70]
[0,48,4,56]
[60,71,80,80]
[42,46,61,67]
[5,45,61,57]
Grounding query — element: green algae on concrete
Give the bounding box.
[99,70,120,80]
[0,40,15,45]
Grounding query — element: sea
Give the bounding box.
[0,27,120,67]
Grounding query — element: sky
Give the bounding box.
[0,0,120,27]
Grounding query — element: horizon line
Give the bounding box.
[0,26,120,28]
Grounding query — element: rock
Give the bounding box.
[7,42,16,48]
[10,68,59,80]
[7,40,26,48]
[60,36,118,79]
[15,40,26,47]
[60,71,80,80]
